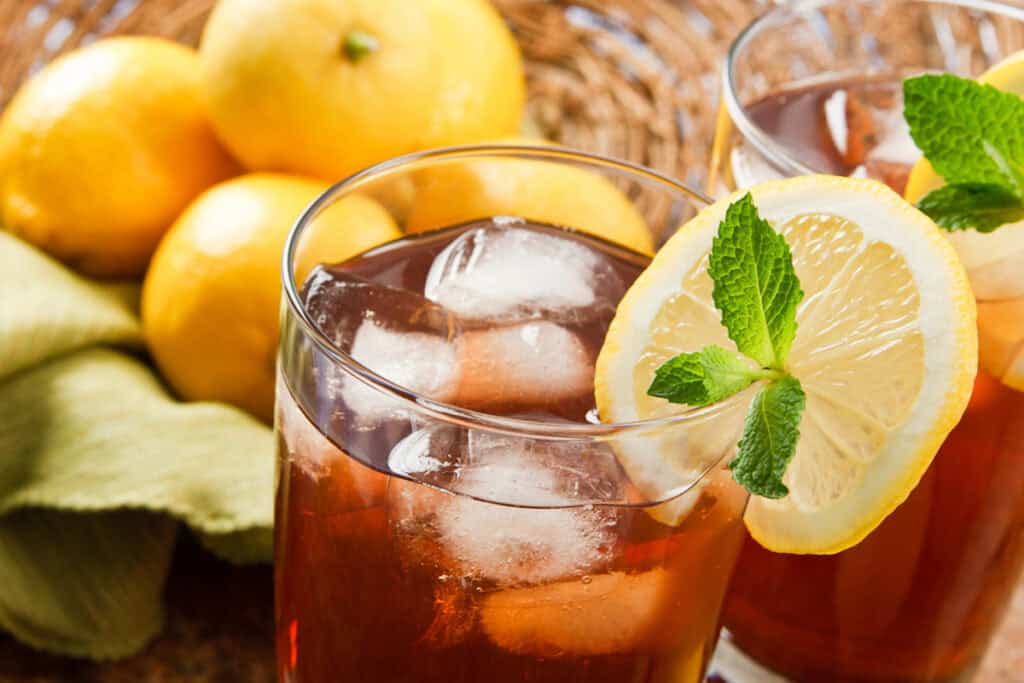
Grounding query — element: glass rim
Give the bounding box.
[280,143,731,440]
[721,0,1024,177]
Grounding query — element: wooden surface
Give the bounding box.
[0,538,1019,683]
[0,538,276,683]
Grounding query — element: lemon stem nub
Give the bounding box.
[343,30,379,62]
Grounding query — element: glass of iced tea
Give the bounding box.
[275,145,749,682]
[709,1,1024,682]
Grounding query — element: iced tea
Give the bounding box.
[711,2,1024,680]
[274,148,747,683]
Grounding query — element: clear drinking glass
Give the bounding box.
[274,146,749,683]
[708,2,1024,682]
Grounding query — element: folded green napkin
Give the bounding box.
[0,232,275,660]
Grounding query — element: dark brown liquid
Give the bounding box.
[275,222,747,683]
[723,78,1024,683]
[275,444,746,683]
[725,372,1024,682]
[744,78,915,193]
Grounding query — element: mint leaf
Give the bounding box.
[917,183,1024,232]
[730,375,806,499]
[708,193,804,370]
[648,345,774,406]
[647,194,808,500]
[904,74,1024,189]
[982,141,1024,197]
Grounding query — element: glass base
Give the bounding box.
[706,629,982,683]
[706,631,789,683]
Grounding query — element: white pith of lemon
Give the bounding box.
[904,50,1024,390]
[596,176,977,554]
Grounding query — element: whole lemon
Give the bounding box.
[199,0,524,180]
[142,173,401,422]
[405,140,655,254]
[0,37,238,278]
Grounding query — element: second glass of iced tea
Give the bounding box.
[710,1,1024,682]
[275,146,749,682]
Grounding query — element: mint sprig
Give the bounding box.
[904,74,1024,232]
[647,194,805,499]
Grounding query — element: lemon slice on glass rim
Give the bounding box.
[905,50,1024,391]
[596,176,977,554]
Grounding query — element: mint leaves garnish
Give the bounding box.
[648,346,780,407]
[709,194,803,368]
[915,183,1024,232]
[731,375,806,499]
[648,194,805,499]
[904,74,1024,232]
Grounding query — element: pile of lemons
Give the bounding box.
[0,0,647,422]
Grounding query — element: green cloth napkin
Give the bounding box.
[0,231,275,660]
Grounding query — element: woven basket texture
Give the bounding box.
[0,0,770,189]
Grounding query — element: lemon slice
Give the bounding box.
[904,51,1024,390]
[596,176,977,553]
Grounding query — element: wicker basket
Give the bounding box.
[0,0,764,190]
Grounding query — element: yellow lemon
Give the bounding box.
[200,0,524,180]
[142,173,400,422]
[0,37,238,278]
[904,51,1024,390]
[596,177,976,553]
[405,140,655,254]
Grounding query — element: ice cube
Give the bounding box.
[480,569,670,656]
[346,322,458,414]
[424,223,626,323]
[823,88,850,157]
[434,494,616,587]
[826,84,920,170]
[386,423,463,490]
[452,321,594,416]
[866,106,920,166]
[836,88,878,167]
[303,267,459,350]
[388,428,627,505]
[302,268,596,422]
[441,433,621,585]
[301,268,461,425]
[862,106,919,191]
[454,431,626,505]
[388,430,625,586]
[823,84,918,191]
